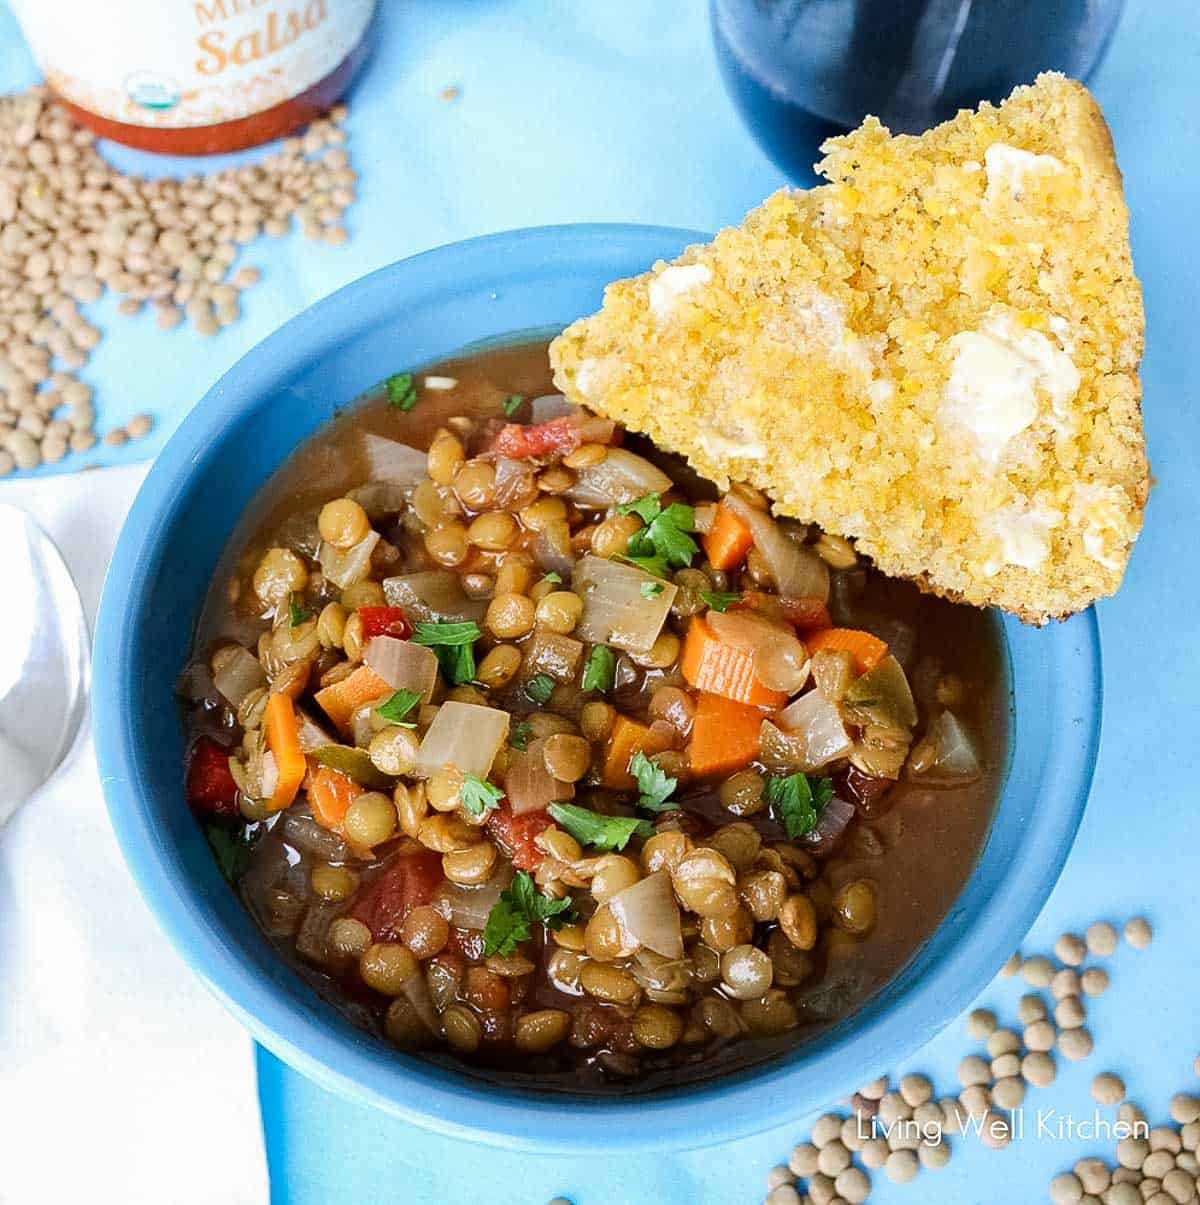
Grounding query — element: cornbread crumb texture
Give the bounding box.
[550,73,1147,622]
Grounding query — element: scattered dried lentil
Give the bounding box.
[1125,917,1153,948]
[1059,1027,1094,1061]
[0,87,355,471]
[1093,1073,1127,1105]
[1081,967,1110,997]
[968,1008,998,1038]
[1020,993,1050,1023]
[1022,955,1056,987]
[1086,922,1120,956]
[1056,933,1087,966]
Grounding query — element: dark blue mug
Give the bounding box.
[711,0,1126,183]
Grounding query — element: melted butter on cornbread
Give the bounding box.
[552,73,1147,622]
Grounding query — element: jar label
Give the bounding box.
[12,0,375,129]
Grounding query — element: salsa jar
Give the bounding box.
[10,0,376,154]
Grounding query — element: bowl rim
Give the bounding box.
[92,223,1101,1153]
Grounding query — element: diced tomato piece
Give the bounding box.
[492,416,582,460]
[843,766,896,817]
[357,606,412,640]
[351,849,445,940]
[445,927,485,960]
[186,737,240,814]
[486,801,552,871]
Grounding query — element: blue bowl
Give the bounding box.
[92,224,1101,1153]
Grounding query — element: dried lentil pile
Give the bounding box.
[762,916,1154,1205]
[0,86,356,475]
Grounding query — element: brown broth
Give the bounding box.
[188,337,1009,1094]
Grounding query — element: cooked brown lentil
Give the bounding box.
[181,338,1007,1089]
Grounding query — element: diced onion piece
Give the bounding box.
[401,965,443,1037]
[531,523,576,577]
[693,503,717,535]
[629,948,692,993]
[260,750,279,800]
[566,447,673,508]
[842,656,918,730]
[521,629,584,683]
[295,900,343,965]
[574,555,677,653]
[350,703,377,750]
[364,636,439,702]
[493,457,538,509]
[431,867,512,930]
[360,433,428,485]
[767,690,853,770]
[347,481,408,520]
[320,530,380,589]
[423,375,457,391]
[212,644,267,708]
[530,394,574,422]
[414,701,509,779]
[608,870,683,958]
[724,494,829,602]
[382,570,486,623]
[502,739,575,815]
[282,809,349,861]
[803,795,855,855]
[912,710,982,784]
[707,610,810,695]
[296,709,335,754]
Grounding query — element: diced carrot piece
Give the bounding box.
[687,693,764,777]
[308,765,362,831]
[601,714,654,789]
[264,693,307,812]
[804,627,889,674]
[702,503,754,571]
[313,664,393,733]
[679,615,787,709]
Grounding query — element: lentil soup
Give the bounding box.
[179,338,1008,1092]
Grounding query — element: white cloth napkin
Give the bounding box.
[0,465,269,1205]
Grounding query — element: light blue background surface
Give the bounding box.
[6,2,1199,1201]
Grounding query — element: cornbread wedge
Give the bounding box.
[550,73,1146,623]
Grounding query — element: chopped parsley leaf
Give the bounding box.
[288,592,311,628]
[581,644,616,693]
[547,802,654,852]
[541,571,563,585]
[205,823,254,885]
[411,620,481,685]
[640,580,665,598]
[764,773,835,839]
[509,721,533,751]
[624,499,698,571]
[460,773,504,817]
[483,870,575,956]
[617,491,663,523]
[525,672,556,705]
[502,393,524,417]
[618,552,670,578]
[375,688,422,727]
[385,371,418,411]
[700,590,742,612]
[629,750,677,812]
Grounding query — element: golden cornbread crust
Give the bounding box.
[549,74,1147,623]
